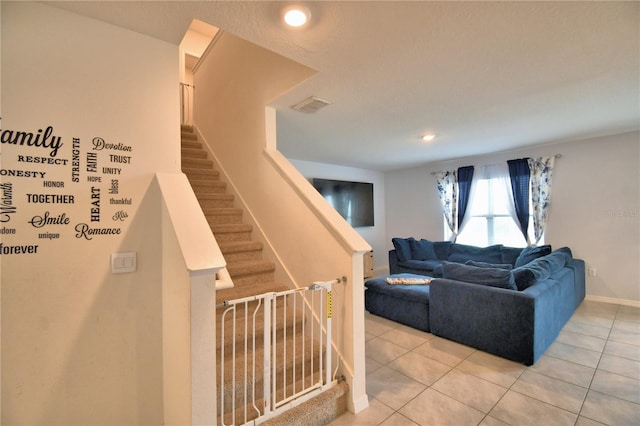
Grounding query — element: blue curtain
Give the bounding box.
[456,166,475,230]
[507,159,531,244]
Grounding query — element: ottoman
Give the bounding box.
[364,273,432,332]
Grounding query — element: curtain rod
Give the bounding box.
[430,154,561,176]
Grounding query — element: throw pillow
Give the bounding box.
[512,268,536,291]
[409,238,438,261]
[433,241,452,260]
[385,277,431,285]
[448,243,503,264]
[501,246,524,266]
[515,245,552,268]
[442,262,517,290]
[392,238,413,262]
[465,260,513,270]
[512,255,554,290]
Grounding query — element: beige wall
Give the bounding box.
[290,159,387,277]
[1,2,181,423]
[385,131,640,304]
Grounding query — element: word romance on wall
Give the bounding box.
[0,118,136,254]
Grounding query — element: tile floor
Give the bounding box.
[330,300,640,426]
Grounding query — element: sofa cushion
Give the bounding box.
[448,243,503,264]
[502,246,524,266]
[409,238,438,261]
[515,245,552,267]
[442,262,517,290]
[512,247,573,290]
[399,259,443,272]
[392,238,413,262]
[465,260,513,270]
[433,241,452,260]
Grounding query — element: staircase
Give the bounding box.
[180,125,348,425]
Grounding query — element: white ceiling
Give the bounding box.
[48,1,639,171]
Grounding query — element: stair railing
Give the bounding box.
[180,82,195,126]
[218,278,342,425]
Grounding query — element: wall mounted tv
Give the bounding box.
[312,178,374,227]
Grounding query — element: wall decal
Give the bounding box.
[0,169,46,178]
[1,182,16,223]
[71,137,81,183]
[1,120,138,252]
[0,243,39,255]
[112,210,128,221]
[74,223,121,240]
[28,212,70,228]
[26,193,75,204]
[0,119,63,157]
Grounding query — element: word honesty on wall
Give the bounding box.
[0,118,135,254]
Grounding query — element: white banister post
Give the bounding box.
[190,269,218,424]
[348,253,370,413]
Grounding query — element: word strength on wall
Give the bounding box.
[0,117,135,254]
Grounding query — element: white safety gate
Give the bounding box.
[218,279,341,425]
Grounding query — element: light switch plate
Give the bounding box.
[111,252,136,274]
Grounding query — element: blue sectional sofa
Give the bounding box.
[365,238,585,365]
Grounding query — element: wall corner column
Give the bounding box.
[190,269,218,425]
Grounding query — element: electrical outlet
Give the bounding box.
[588,268,597,277]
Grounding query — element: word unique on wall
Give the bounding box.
[0,118,135,254]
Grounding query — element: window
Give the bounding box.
[446,166,541,247]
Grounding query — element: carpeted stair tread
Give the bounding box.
[197,193,234,202]
[196,194,235,209]
[219,240,262,251]
[181,147,208,159]
[218,335,322,412]
[262,381,349,426]
[190,178,226,187]
[209,224,253,242]
[226,260,275,277]
[181,140,201,150]
[182,167,220,178]
[219,240,263,255]
[191,183,228,195]
[219,378,347,426]
[204,207,243,216]
[182,157,214,168]
[205,210,243,226]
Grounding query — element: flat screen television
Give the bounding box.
[312,178,374,227]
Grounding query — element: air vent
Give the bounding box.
[291,96,331,113]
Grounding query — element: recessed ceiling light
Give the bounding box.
[421,133,437,142]
[282,6,311,27]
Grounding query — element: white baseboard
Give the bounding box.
[349,394,370,414]
[585,295,640,308]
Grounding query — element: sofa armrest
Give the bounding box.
[430,278,557,365]
[389,250,399,274]
[566,259,586,308]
